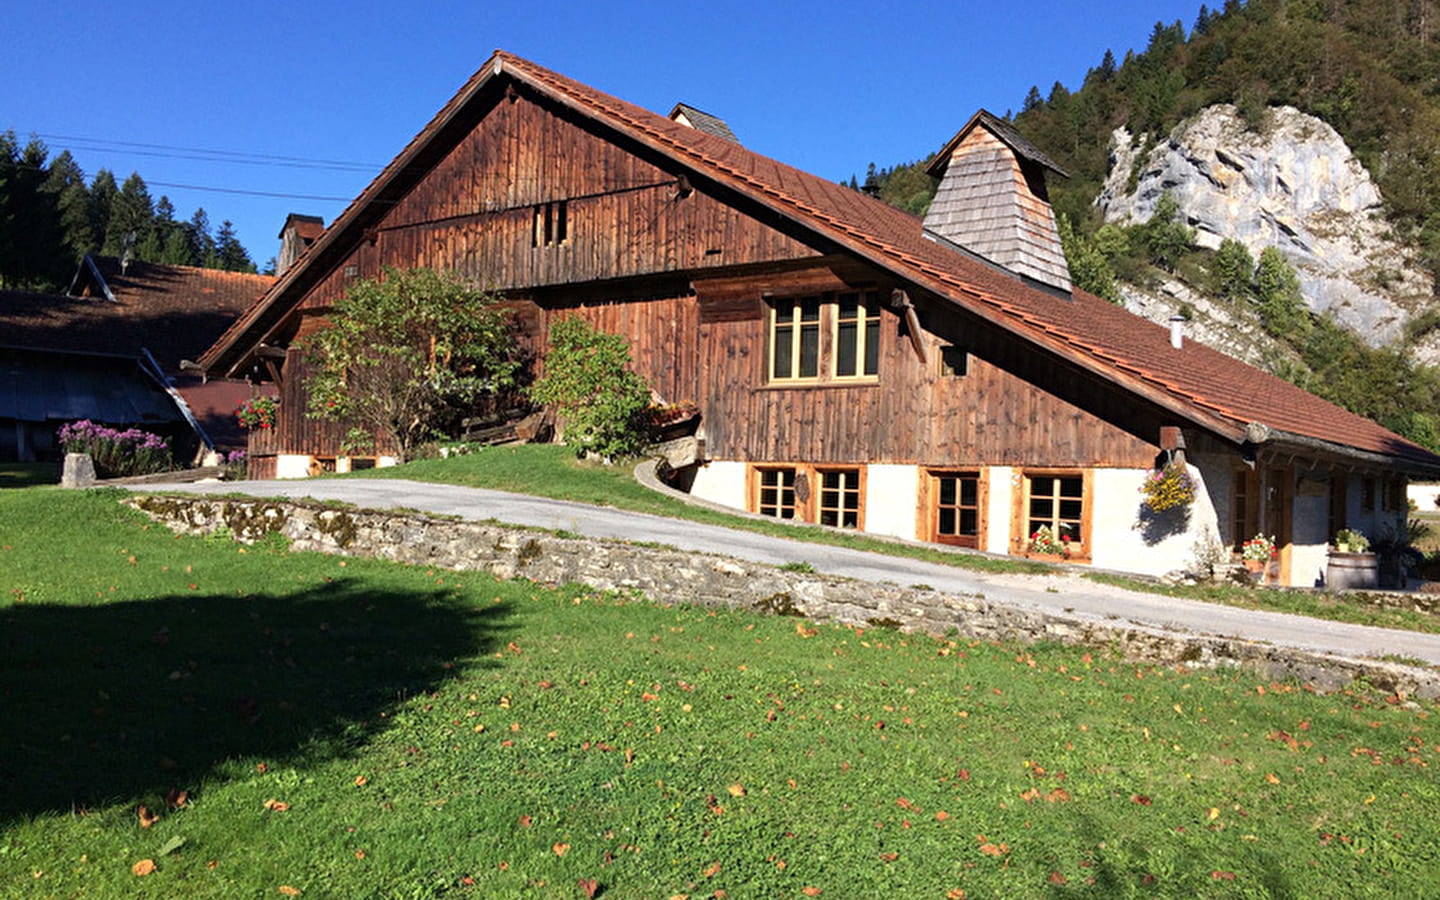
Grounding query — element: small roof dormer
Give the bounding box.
[668,103,740,144]
[922,110,1072,294]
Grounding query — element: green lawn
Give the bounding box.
[3,487,1438,898]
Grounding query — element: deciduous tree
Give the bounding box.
[306,267,519,461]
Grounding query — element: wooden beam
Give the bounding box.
[890,289,927,364]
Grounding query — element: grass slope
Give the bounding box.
[2,487,1439,897]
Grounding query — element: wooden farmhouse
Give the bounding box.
[200,50,1440,587]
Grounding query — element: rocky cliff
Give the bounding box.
[1097,104,1434,353]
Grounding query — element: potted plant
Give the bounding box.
[1332,528,1370,554]
[1240,533,1276,577]
[1140,461,1196,512]
[1028,524,1072,560]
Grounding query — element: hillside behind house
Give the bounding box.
[857,0,1440,451]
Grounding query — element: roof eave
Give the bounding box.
[1247,423,1440,479]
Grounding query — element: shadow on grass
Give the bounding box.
[0,578,507,822]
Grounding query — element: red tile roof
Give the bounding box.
[200,50,1440,474]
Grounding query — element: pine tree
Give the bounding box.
[1212,238,1256,300]
[103,172,154,259]
[1255,247,1307,337]
[87,169,119,259]
[1023,85,1045,113]
[46,150,94,264]
[214,219,255,272]
[186,208,217,268]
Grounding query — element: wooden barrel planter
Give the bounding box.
[1326,552,1379,591]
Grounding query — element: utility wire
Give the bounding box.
[31,132,382,172]
[146,180,356,202]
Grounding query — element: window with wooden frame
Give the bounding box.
[767,291,880,383]
[755,466,800,519]
[926,470,983,548]
[749,463,865,529]
[833,292,881,379]
[770,297,822,380]
[1016,470,1090,558]
[816,467,863,529]
[1362,477,1376,512]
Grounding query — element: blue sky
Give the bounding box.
[4,0,1202,267]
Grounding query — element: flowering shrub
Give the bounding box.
[1241,534,1277,562]
[236,397,278,429]
[1028,524,1072,557]
[57,420,172,478]
[1140,462,1196,512]
[222,450,248,480]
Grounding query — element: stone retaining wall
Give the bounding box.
[127,495,1440,699]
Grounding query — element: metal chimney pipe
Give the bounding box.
[1169,315,1186,350]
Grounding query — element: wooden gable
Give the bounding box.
[294,88,824,315]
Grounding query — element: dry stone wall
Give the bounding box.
[127,495,1440,699]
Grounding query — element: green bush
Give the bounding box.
[528,317,652,460]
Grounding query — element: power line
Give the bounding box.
[146,180,356,202]
[31,132,382,172]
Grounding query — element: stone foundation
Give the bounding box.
[127,495,1440,699]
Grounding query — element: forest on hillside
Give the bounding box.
[853,0,1440,452]
[0,132,258,292]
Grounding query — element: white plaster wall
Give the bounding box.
[275,454,312,479]
[1409,482,1440,511]
[689,460,748,510]
[986,467,1015,554]
[1088,463,1222,577]
[863,465,919,540]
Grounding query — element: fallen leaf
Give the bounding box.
[1049,871,1069,885]
[1266,773,1281,785]
[801,888,822,897]
[553,842,570,857]
[702,862,722,878]
[726,783,746,798]
[279,886,301,896]
[1211,871,1236,881]
[518,815,532,827]
[164,788,189,810]
[354,850,366,860]
[137,805,159,828]
[935,810,950,821]
[1130,794,1152,806]
[354,776,368,787]
[579,877,599,898]
[1207,807,1220,821]
[131,859,156,876]
[263,799,290,812]
[946,889,966,899]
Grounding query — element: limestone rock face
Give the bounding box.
[1097,104,1433,350]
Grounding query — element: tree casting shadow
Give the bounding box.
[0,578,507,822]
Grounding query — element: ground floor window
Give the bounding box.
[927,470,982,548]
[817,467,862,528]
[1017,470,1090,559]
[750,463,863,529]
[756,466,799,519]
